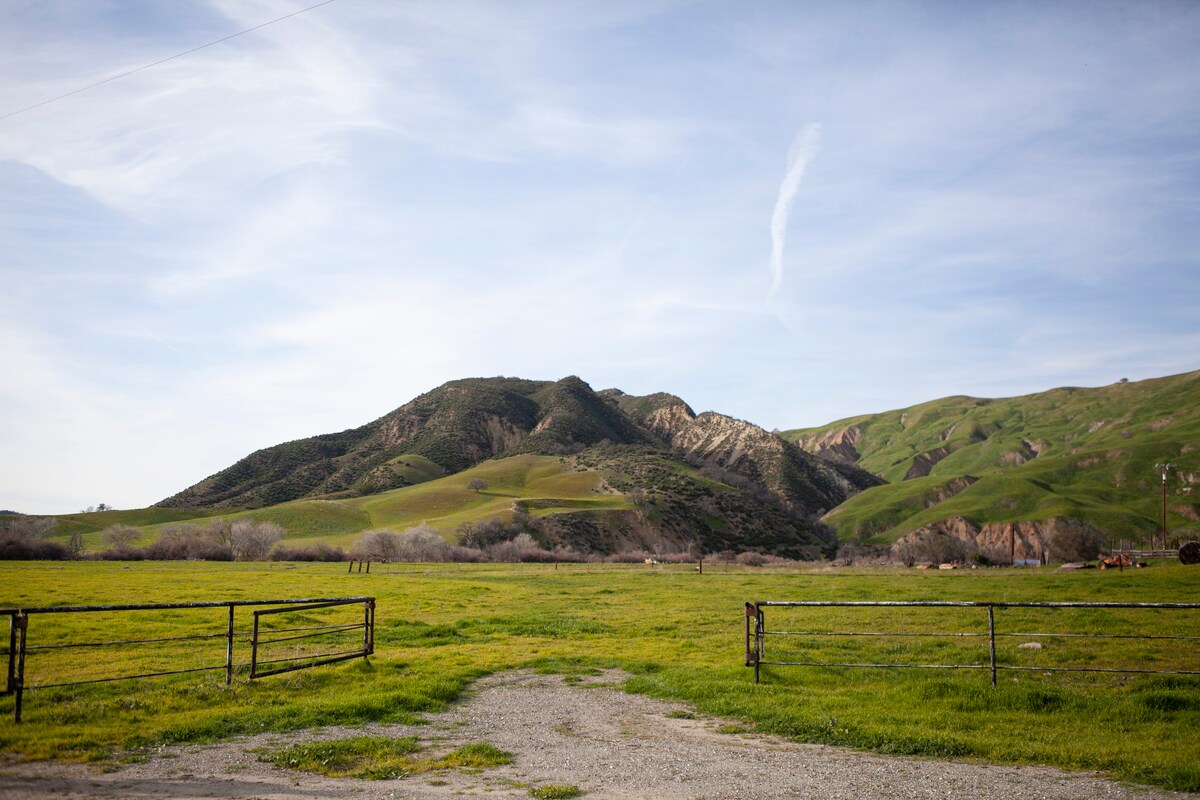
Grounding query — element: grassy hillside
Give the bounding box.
[782,371,1200,543]
[64,455,622,551]
[37,448,838,558]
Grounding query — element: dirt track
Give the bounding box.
[0,670,1187,799]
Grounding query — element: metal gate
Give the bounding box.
[3,596,374,722]
[745,600,1200,685]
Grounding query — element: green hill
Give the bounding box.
[130,376,877,558]
[781,371,1200,545]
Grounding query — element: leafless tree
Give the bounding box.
[1,515,57,541]
[396,523,451,561]
[101,524,142,548]
[205,518,233,547]
[159,522,202,543]
[230,520,284,561]
[467,478,487,493]
[354,528,402,562]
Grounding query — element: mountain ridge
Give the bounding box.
[155,375,879,558]
[781,370,1200,548]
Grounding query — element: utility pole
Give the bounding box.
[1154,462,1172,551]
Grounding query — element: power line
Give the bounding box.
[0,0,340,122]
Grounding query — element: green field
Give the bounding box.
[2,561,1198,792]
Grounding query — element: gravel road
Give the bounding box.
[0,670,1186,800]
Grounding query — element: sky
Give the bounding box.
[2,0,1198,515]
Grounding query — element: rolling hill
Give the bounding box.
[140,376,879,558]
[781,370,1200,555]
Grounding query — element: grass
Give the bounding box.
[256,737,512,779]
[1,561,1198,792]
[47,454,628,551]
[529,784,584,798]
[782,370,1200,543]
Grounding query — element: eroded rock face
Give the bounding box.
[890,516,1103,564]
[924,476,979,508]
[793,426,863,464]
[633,401,871,513]
[903,447,950,480]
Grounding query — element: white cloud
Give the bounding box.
[1,1,1197,513]
[768,123,820,299]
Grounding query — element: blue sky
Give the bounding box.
[2,0,1198,515]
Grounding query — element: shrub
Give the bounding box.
[93,546,145,561]
[270,543,347,562]
[0,538,68,560]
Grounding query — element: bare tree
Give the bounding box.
[1,515,58,541]
[229,520,284,561]
[467,478,488,493]
[396,523,451,562]
[101,524,142,548]
[354,528,402,562]
[205,518,233,547]
[159,522,202,543]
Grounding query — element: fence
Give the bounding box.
[744,600,1200,685]
[3,596,374,722]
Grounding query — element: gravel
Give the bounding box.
[0,669,1187,800]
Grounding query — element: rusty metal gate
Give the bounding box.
[3,596,374,722]
[745,600,1200,685]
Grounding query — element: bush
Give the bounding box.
[270,543,347,562]
[487,533,554,563]
[93,546,145,561]
[143,535,233,561]
[0,537,68,560]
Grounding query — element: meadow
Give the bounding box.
[1,560,1198,792]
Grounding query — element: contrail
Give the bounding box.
[768,123,821,298]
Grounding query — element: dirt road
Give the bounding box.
[0,671,1186,799]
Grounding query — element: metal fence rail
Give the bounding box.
[3,596,374,722]
[744,600,1200,685]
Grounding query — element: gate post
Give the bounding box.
[987,605,997,687]
[744,603,756,669]
[363,599,375,657]
[13,612,28,723]
[5,613,16,696]
[225,604,235,686]
[250,612,260,679]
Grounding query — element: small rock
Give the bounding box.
[1018,642,1043,650]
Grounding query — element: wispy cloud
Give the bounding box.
[2,2,1198,513]
[768,123,820,299]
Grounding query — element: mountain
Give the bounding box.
[157,376,878,558]
[781,370,1200,555]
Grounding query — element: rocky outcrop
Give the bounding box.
[903,447,950,480]
[622,398,880,514]
[924,476,978,508]
[891,516,1104,564]
[793,426,862,464]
